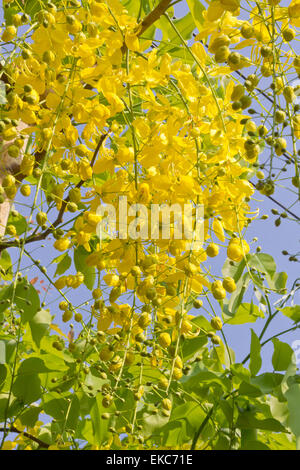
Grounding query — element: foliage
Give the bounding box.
[0,0,299,451]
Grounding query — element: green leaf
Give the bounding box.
[272,338,294,372]
[236,412,286,432]
[230,363,251,383]
[0,81,7,105]
[284,383,300,449]
[242,440,271,450]
[269,271,288,291]
[247,253,276,279]
[74,246,95,290]
[0,394,22,421]
[142,408,171,439]
[29,309,52,348]
[54,253,72,277]
[0,340,5,364]
[0,364,7,390]
[223,273,251,315]
[182,334,207,361]
[1,339,17,363]
[43,392,80,432]
[181,364,231,393]
[14,279,40,322]
[250,329,262,376]
[251,373,283,394]
[7,211,28,235]
[90,394,110,445]
[13,372,41,405]
[17,357,51,374]
[42,353,69,371]
[239,381,262,397]
[186,0,205,32]
[278,305,300,323]
[82,371,107,397]
[157,12,196,52]
[222,258,246,283]
[19,405,41,427]
[0,285,13,313]
[192,314,212,331]
[225,302,264,325]
[0,250,13,281]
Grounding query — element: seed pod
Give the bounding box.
[261,46,272,57]
[256,170,265,180]
[36,211,47,226]
[172,368,183,380]
[240,95,252,109]
[102,396,112,408]
[293,56,300,73]
[222,277,237,293]
[3,175,16,189]
[109,286,121,303]
[158,332,171,348]
[275,110,286,124]
[193,299,203,309]
[212,287,226,300]
[261,65,272,77]
[209,35,230,53]
[206,243,219,257]
[162,398,172,411]
[6,225,17,237]
[241,22,254,39]
[7,145,19,159]
[258,125,268,137]
[100,347,113,361]
[274,137,287,156]
[283,28,295,42]
[227,52,241,68]
[283,86,296,103]
[42,50,55,64]
[20,153,35,176]
[62,310,72,322]
[260,180,275,196]
[231,84,245,101]
[232,101,241,110]
[211,335,222,345]
[2,26,17,42]
[138,312,152,329]
[214,45,230,63]
[211,316,223,330]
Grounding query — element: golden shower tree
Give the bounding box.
[0,0,299,450]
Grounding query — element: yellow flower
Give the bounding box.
[54,238,71,251]
[77,158,92,182]
[125,31,140,51]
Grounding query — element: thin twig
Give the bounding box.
[0,133,107,251]
[121,0,173,53]
[0,426,49,449]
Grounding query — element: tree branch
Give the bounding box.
[0,133,107,251]
[0,426,49,449]
[250,180,300,221]
[136,0,173,38]
[121,0,173,53]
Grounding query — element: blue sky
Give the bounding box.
[0,0,299,371]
